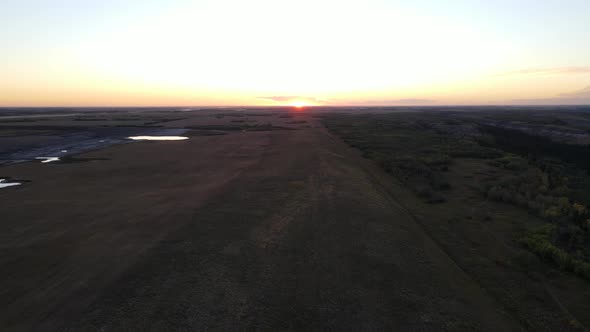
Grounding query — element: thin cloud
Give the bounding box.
[511,86,590,105]
[559,86,590,98]
[257,96,298,102]
[494,67,590,77]
[390,98,436,103]
[257,96,324,103]
[356,98,436,105]
[509,98,584,105]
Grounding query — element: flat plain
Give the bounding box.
[1,107,589,331]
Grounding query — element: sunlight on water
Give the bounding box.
[0,179,21,189]
[127,136,188,141]
[36,157,60,163]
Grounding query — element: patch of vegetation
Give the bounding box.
[521,224,590,279]
[230,119,258,123]
[325,111,590,279]
[187,130,228,136]
[143,118,185,125]
[323,114,490,203]
[244,113,273,117]
[0,119,38,123]
[59,157,110,164]
[479,125,590,171]
[478,126,590,267]
[72,118,103,121]
[187,124,294,132]
[214,113,244,118]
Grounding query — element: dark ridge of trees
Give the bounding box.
[478,124,590,172]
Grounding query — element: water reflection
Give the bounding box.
[0,179,21,189]
[36,157,60,163]
[127,136,188,141]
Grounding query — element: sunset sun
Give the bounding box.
[290,101,308,108]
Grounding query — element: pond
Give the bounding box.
[127,136,188,141]
[0,179,21,189]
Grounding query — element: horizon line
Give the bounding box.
[1,104,590,109]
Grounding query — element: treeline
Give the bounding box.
[330,118,457,204]
[479,126,590,278]
[325,114,590,280]
[479,124,590,171]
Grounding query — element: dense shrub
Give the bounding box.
[326,113,590,277]
[521,225,590,279]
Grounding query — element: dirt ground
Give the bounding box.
[1,110,527,331]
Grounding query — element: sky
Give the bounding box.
[1,0,589,107]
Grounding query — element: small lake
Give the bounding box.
[0,179,21,189]
[0,127,189,165]
[35,157,61,163]
[127,136,188,141]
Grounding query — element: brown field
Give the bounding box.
[0,108,588,331]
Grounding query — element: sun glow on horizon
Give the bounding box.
[289,100,311,108]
